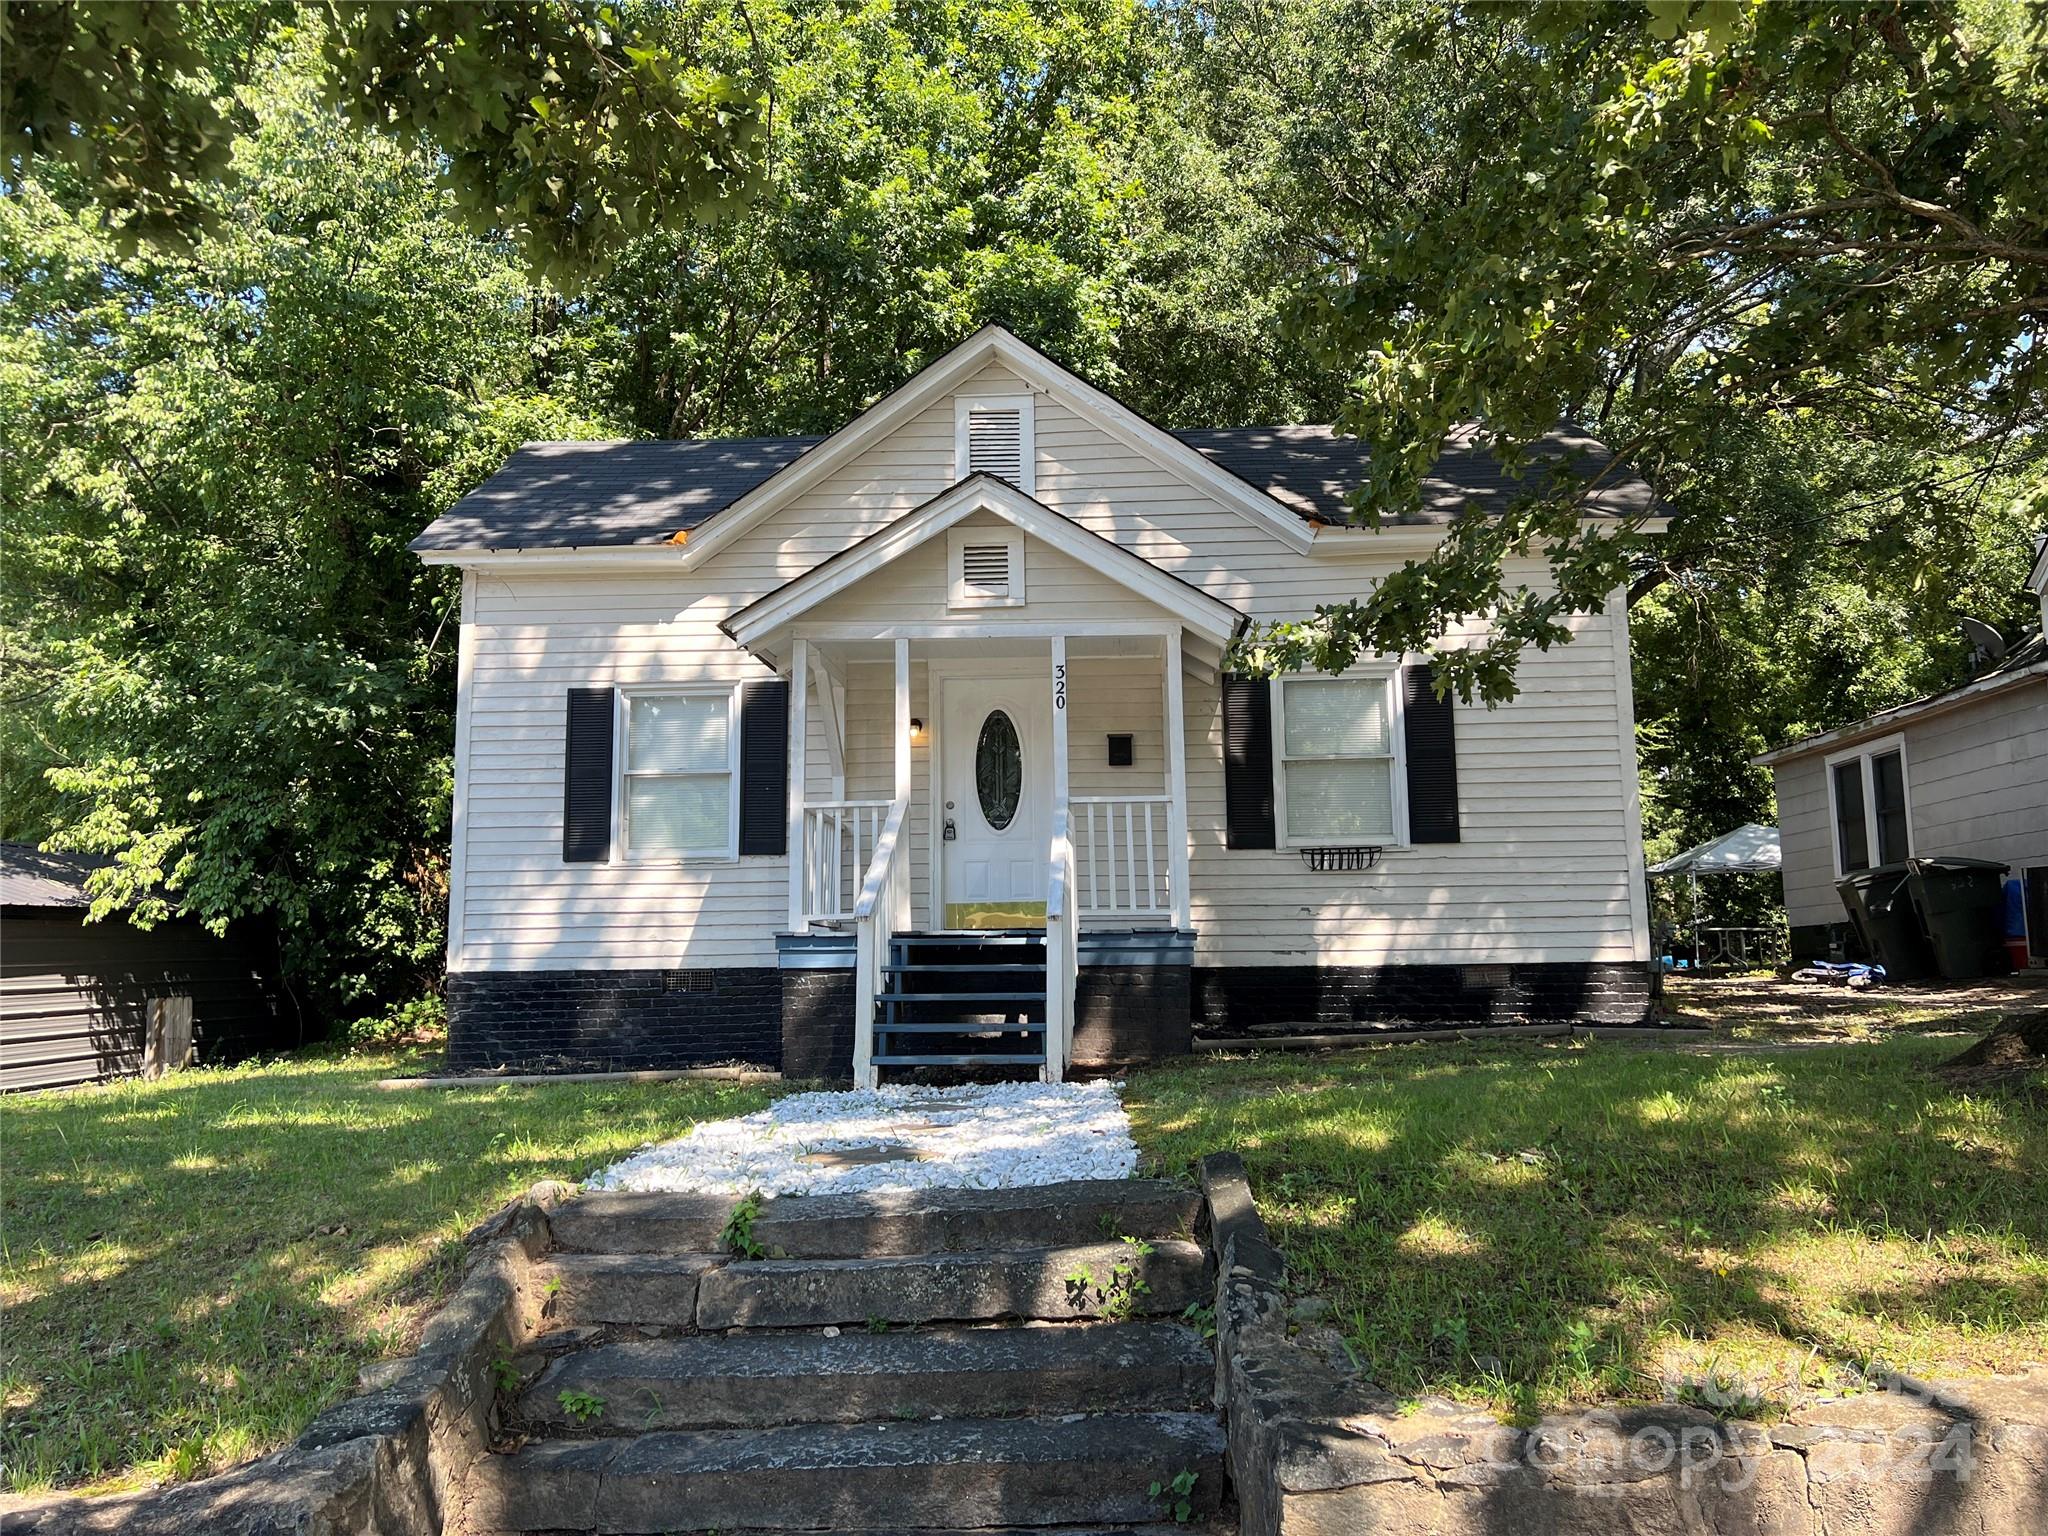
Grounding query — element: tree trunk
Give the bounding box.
[1940,1014,2048,1076]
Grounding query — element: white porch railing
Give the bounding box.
[851,795,912,1089]
[1042,806,1077,1083]
[800,799,892,925]
[1072,795,1172,921]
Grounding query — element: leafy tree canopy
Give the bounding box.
[554,0,1329,437]
[1245,0,2047,703]
[0,0,766,279]
[1,30,600,1017]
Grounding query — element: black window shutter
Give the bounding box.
[738,679,790,856]
[1222,674,1276,850]
[1403,664,1461,843]
[562,687,614,862]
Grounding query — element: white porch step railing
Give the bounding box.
[800,799,892,925]
[1072,795,1172,921]
[851,796,912,1089]
[1042,806,1077,1084]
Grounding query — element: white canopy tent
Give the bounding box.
[1648,822,1781,967]
[1649,822,1781,878]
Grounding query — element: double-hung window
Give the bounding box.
[619,690,739,860]
[1274,672,1405,844]
[1826,734,1910,874]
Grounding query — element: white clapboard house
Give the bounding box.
[412,328,1661,1084]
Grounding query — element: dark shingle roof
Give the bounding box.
[0,842,108,909]
[410,437,819,552]
[410,423,1657,552]
[1171,423,1657,526]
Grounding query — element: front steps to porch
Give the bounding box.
[463,1180,1230,1535]
[876,932,1049,1073]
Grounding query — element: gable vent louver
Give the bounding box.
[960,542,1012,598]
[966,408,1026,485]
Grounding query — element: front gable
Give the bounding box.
[684,329,1317,581]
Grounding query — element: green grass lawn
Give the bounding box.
[1126,1035,2047,1421]
[0,1051,772,1497]
[8,1028,2042,1498]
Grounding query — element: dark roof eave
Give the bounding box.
[411,423,1666,555]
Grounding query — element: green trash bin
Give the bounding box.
[1905,856,2010,980]
[1835,864,1936,981]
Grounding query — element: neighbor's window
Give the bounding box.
[622,691,737,859]
[1276,674,1401,843]
[1831,759,1869,872]
[1827,736,1910,874]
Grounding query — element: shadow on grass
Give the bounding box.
[1126,1038,2047,1424]
[0,1052,772,1495]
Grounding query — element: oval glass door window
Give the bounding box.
[975,710,1023,830]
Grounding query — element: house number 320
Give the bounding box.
[1054,664,1066,709]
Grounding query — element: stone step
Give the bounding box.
[519,1320,1214,1432]
[694,1240,1208,1330]
[548,1192,731,1255]
[617,1528,1237,1536]
[535,1253,722,1327]
[550,1178,1201,1258]
[466,1411,1229,1533]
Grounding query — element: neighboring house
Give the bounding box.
[1759,539,2048,965]
[0,843,290,1092]
[411,328,1662,1085]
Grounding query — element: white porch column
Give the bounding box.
[1046,634,1072,1084]
[893,638,912,801]
[891,638,912,929]
[1050,634,1070,810]
[787,638,810,932]
[1162,629,1191,932]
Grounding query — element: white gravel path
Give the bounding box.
[588,1079,1137,1195]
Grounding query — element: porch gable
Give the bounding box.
[721,474,1246,670]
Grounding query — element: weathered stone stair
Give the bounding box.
[464,1180,1231,1535]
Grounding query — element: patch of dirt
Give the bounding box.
[1660,973,2048,1043]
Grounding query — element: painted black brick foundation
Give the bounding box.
[448,958,1658,1073]
[1073,965,1191,1068]
[446,970,781,1073]
[1191,961,1656,1035]
[781,968,857,1082]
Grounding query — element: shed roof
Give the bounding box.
[0,842,109,909]
[410,423,1660,553]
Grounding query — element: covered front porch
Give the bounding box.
[722,476,1241,1085]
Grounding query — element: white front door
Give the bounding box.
[938,670,1052,929]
